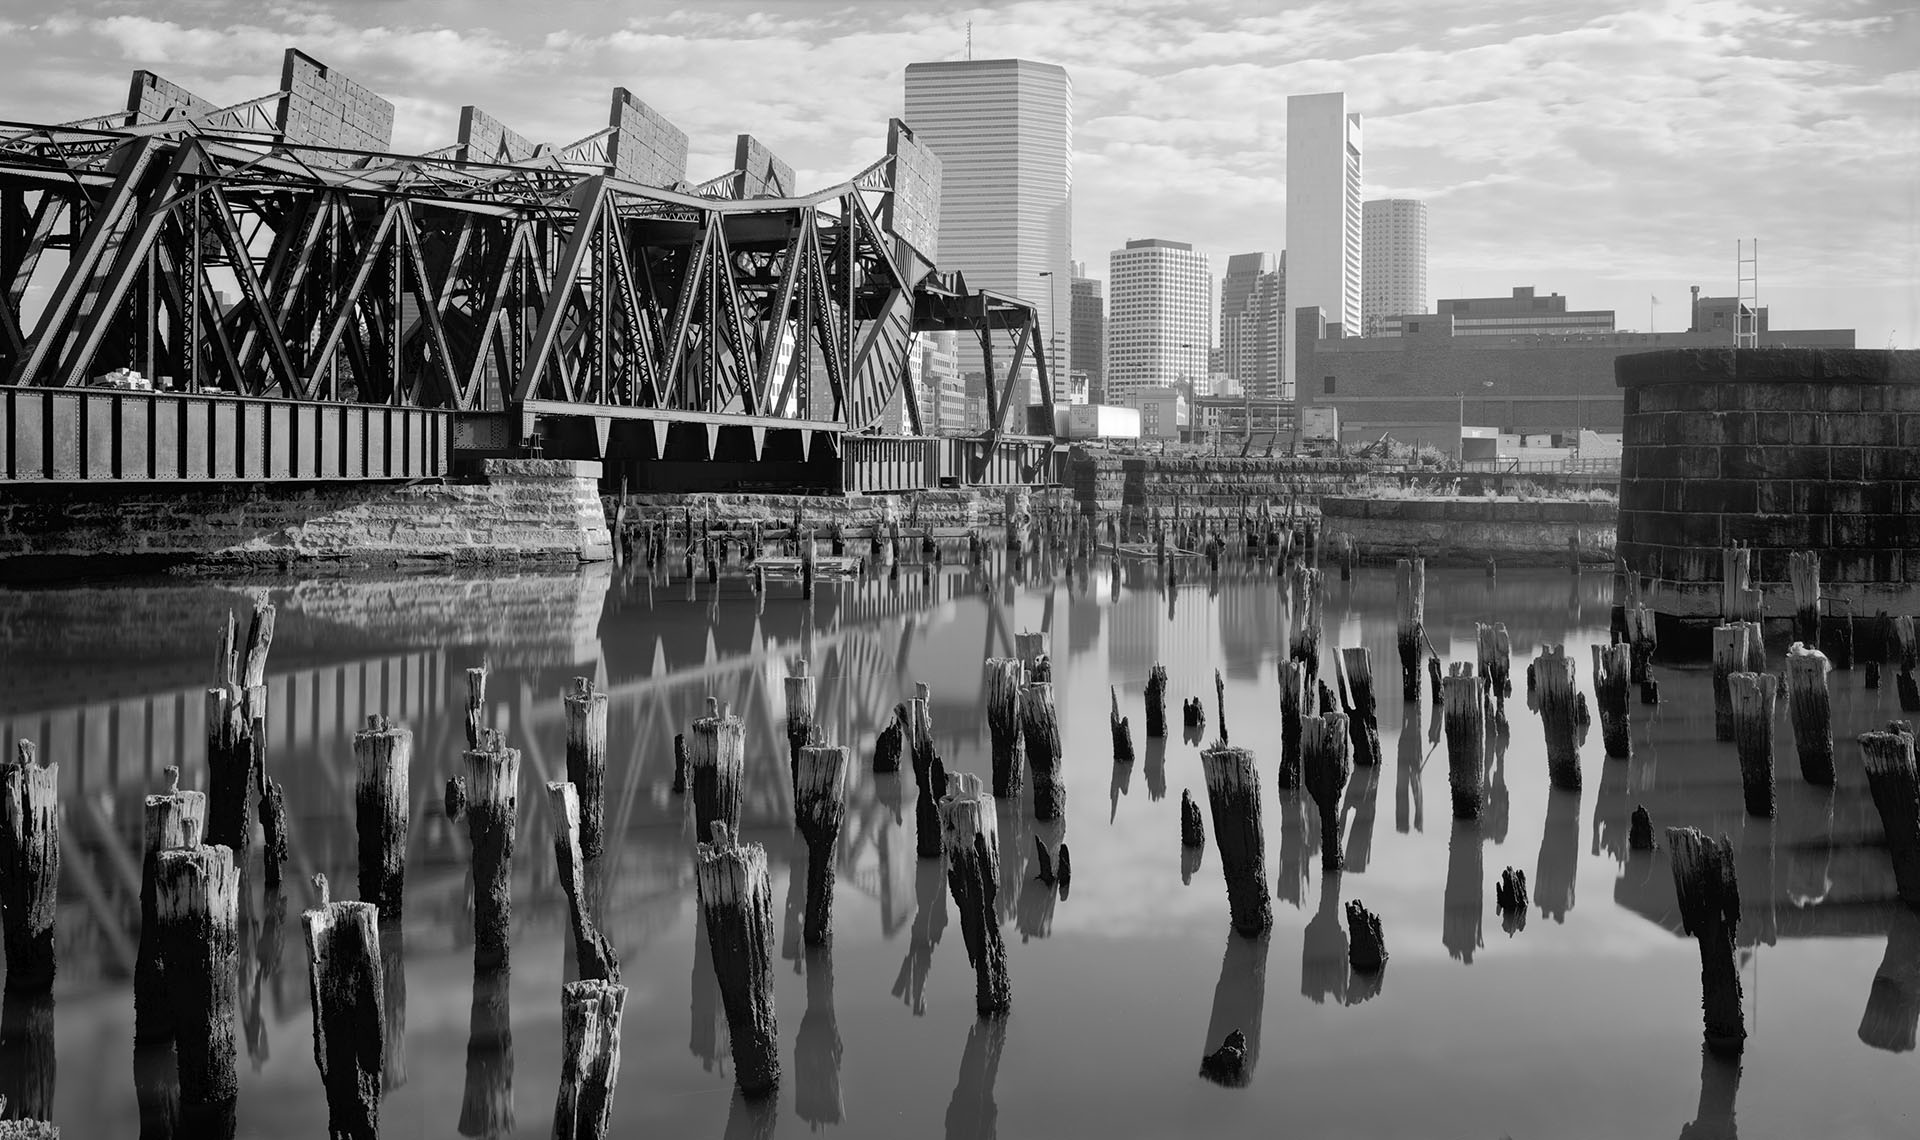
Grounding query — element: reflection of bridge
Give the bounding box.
[0,559,1046,991]
[0,48,1055,494]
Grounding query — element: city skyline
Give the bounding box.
[0,0,1908,349]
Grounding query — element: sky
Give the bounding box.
[0,0,1914,346]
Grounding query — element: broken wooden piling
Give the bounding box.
[154,844,240,1114]
[1020,682,1065,822]
[354,715,412,927]
[1789,550,1821,647]
[1786,643,1835,786]
[1860,730,1920,908]
[940,773,1011,1014]
[564,677,610,860]
[1345,901,1387,974]
[1110,686,1136,764]
[1301,713,1352,872]
[549,782,620,983]
[1278,659,1308,790]
[1181,789,1205,849]
[1667,827,1746,1054]
[136,768,205,1043]
[1711,622,1757,741]
[785,660,817,785]
[1592,642,1633,760]
[1287,564,1323,679]
[553,979,627,1140]
[464,732,521,973]
[1495,866,1529,914]
[1443,664,1486,819]
[1396,558,1427,700]
[1534,646,1582,791]
[908,688,946,860]
[1630,805,1655,850]
[985,659,1024,798]
[696,824,780,1098]
[795,744,849,946]
[1336,647,1382,768]
[0,741,58,997]
[301,876,384,1140]
[1199,744,1271,937]
[689,698,745,843]
[873,712,904,775]
[1729,672,1778,817]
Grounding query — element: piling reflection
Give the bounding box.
[1300,872,1348,1005]
[1592,746,1634,866]
[1858,908,1920,1052]
[1017,816,1064,941]
[1678,1046,1742,1140]
[1396,703,1423,834]
[994,799,1029,927]
[1142,735,1167,802]
[133,1039,180,1140]
[459,967,514,1139]
[691,910,728,1069]
[1484,701,1511,844]
[944,1014,1009,1140]
[0,991,54,1125]
[1275,790,1311,910]
[1342,760,1381,872]
[795,946,844,1127]
[381,924,408,1092]
[723,1088,779,1140]
[1535,787,1581,923]
[1201,927,1270,1087]
[1443,818,1484,963]
[893,857,947,1013]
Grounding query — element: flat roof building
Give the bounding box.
[1107,238,1211,407]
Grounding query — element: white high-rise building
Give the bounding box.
[1362,198,1427,335]
[904,59,1073,407]
[1285,91,1362,395]
[1106,238,1211,406]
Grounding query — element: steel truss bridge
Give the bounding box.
[0,50,1057,493]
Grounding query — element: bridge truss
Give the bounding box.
[0,51,1056,490]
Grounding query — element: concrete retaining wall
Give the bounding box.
[0,459,612,577]
[1070,453,1375,517]
[1321,496,1617,565]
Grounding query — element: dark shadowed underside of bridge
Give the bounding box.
[0,49,1057,495]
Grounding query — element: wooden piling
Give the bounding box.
[1729,672,1777,817]
[795,744,848,946]
[785,661,818,786]
[1625,603,1657,684]
[564,677,611,860]
[1345,901,1387,974]
[464,734,521,973]
[203,684,254,857]
[301,877,384,1140]
[1711,622,1757,741]
[1789,551,1822,646]
[1534,646,1582,791]
[1397,559,1427,700]
[1110,687,1136,764]
[1015,633,1049,683]
[549,783,621,983]
[1786,643,1835,786]
[0,742,58,997]
[1495,866,1529,914]
[940,773,1012,1014]
[553,980,627,1140]
[872,714,904,775]
[1592,642,1633,760]
[1021,682,1065,821]
[1199,744,1272,937]
[802,529,817,597]
[1860,730,1920,908]
[136,768,205,1043]
[465,664,489,751]
[985,659,1024,798]
[1301,713,1352,872]
[1630,805,1655,850]
[1336,648,1382,768]
[1278,658,1308,789]
[1476,623,1513,700]
[695,824,780,1098]
[1443,664,1485,819]
[688,698,745,843]
[258,725,288,892]
[1145,664,1169,738]
[671,732,688,795]
[1180,788,1205,848]
[908,686,945,860]
[1667,827,1747,1054]
[154,844,240,1113]
[354,715,412,927]
[1287,564,1323,679]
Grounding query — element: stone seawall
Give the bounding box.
[1071,454,1376,517]
[0,459,612,578]
[1320,496,1617,565]
[609,486,1077,537]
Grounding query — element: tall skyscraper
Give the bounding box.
[1285,91,1362,395]
[1362,198,1427,334]
[1070,263,1105,404]
[1106,238,1211,406]
[1220,252,1287,400]
[903,59,1073,406]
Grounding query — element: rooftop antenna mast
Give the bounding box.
[966,21,973,60]
[1735,238,1759,349]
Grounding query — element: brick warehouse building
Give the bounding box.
[1292,303,1853,452]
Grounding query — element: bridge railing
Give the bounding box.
[1,388,450,483]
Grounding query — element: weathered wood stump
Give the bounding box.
[1345,901,1387,973]
[908,687,946,859]
[795,745,849,946]
[552,979,626,1140]
[1145,663,1169,738]
[202,685,255,857]
[1396,558,1426,700]
[1200,1030,1248,1085]
[1626,601,1658,684]
[784,661,817,782]
[0,742,59,997]
[1729,672,1777,817]
[1495,866,1529,913]
[136,767,205,1043]
[1287,564,1323,680]
[671,732,688,795]
[1200,744,1271,937]
[1476,622,1513,700]
[464,664,489,751]
[1668,827,1746,1055]
[1861,730,1920,908]
[464,734,521,973]
[1789,550,1822,646]
[1443,663,1486,819]
[1630,805,1656,850]
[1534,645,1582,791]
[1278,659,1308,789]
[696,825,780,1098]
[564,677,610,860]
[689,698,745,843]
[1182,696,1206,730]
[1593,642,1633,760]
[1711,622,1757,741]
[1180,788,1206,849]
[1786,643,1835,786]
[873,712,904,775]
[154,845,240,1114]
[984,658,1024,798]
[354,715,412,927]
[1301,713,1352,873]
[940,773,1011,1015]
[549,783,620,983]
[301,877,384,1140]
[1335,648,1382,768]
[1020,682,1065,822]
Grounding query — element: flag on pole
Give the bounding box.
[1651,295,1660,305]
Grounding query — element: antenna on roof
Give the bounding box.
[966,21,973,60]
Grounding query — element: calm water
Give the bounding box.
[1,553,1915,1139]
